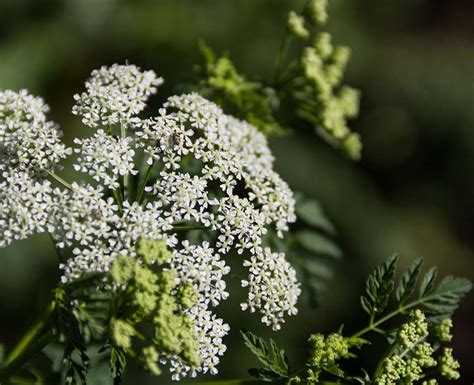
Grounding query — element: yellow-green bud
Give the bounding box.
[307,0,328,25]
[111,255,135,285]
[313,32,333,60]
[433,319,453,342]
[111,319,135,349]
[439,348,460,380]
[137,238,171,265]
[287,11,309,39]
[142,346,161,375]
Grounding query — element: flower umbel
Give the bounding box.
[0,63,300,380]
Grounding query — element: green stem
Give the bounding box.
[351,293,441,339]
[274,34,292,83]
[173,225,206,231]
[46,170,72,190]
[1,302,56,381]
[120,124,129,199]
[47,232,63,263]
[112,189,123,214]
[372,339,398,380]
[136,162,154,203]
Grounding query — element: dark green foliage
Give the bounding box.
[196,42,285,136]
[63,343,90,385]
[360,255,398,317]
[241,329,289,382]
[395,258,423,306]
[419,276,472,322]
[419,267,438,297]
[109,346,126,385]
[291,196,341,306]
[295,200,336,235]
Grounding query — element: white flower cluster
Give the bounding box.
[0,89,70,173]
[165,240,230,379]
[0,64,300,379]
[241,248,301,330]
[72,63,163,128]
[73,129,137,189]
[0,170,54,247]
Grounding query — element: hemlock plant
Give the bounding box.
[0,1,471,384]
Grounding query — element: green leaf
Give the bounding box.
[360,255,398,317]
[63,343,90,385]
[241,330,289,380]
[296,200,336,235]
[419,267,437,297]
[110,346,126,385]
[396,258,423,305]
[295,230,342,259]
[420,276,472,319]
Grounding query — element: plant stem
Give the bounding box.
[1,302,56,381]
[136,162,154,203]
[120,124,129,200]
[274,34,292,83]
[46,170,72,190]
[47,232,63,263]
[351,293,441,339]
[112,189,123,214]
[173,225,206,231]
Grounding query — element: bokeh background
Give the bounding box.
[0,0,473,384]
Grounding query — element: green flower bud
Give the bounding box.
[433,319,453,342]
[439,348,460,380]
[111,319,135,349]
[313,32,333,60]
[287,11,309,39]
[137,238,171,265]
[142,346,161,375]
[111,255,135,285]
[307,0,328,25]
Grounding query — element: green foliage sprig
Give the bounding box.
[243,255,472,384]
[195,0,362,159]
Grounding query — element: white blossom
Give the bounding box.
[0,65,301,379]
[0,89,71,173]
[241,248,302,331]
[0,170,55,247]
[73,129,137,189]
[72,63,163,128]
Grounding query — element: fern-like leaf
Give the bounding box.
[360,255,398,317]
[419,276,472,321]
[241,329,289,381]
[396,258,423,306]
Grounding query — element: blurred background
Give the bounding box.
[0,0,472,384]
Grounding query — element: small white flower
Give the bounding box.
[241,248,301,331]
[72,63,163,128]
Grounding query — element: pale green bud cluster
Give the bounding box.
[439,348,460,380]
[110,239,201,376]
[433,318,453,342]
[306,333,365,382]
[398,309,428,349]
[377,311,461,385]
[287,11,309,39]
[300,38,361,159]
[307,0,328,25]
[377,345,436,385]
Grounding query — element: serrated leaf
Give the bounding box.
[241,330,289,379]
[295,230,342,259]
[296,200,336,235]
[302,259,333,279]
[396,258,423,305]
[110,346,126,385]
[420,276,472,318]
[361,255,398,317]
[419,267,437,297]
